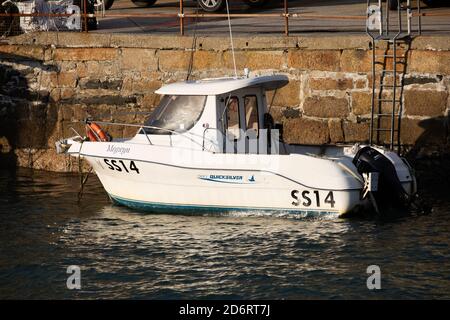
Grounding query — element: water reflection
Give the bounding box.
[0,168,449,299]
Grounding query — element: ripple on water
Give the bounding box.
[0,168,450,299]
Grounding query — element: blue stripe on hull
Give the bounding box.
[108,194,341,217]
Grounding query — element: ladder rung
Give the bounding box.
[380,70,403,74]
[374,129,399,132]
[374,37,409,43]
[375,55,406,58]
[376,99,401,102]
[375,114,400,117]
[380,84,402,88]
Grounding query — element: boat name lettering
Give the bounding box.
[103,159,140,174]
[291,190,335,208]
[106,145,130,155]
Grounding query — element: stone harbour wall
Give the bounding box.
[0,33,449,172]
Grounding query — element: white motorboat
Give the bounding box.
[56,74,417,217]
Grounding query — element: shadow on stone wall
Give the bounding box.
[404,115,450,162]
[405,115,450,200]
[0,52,58,170]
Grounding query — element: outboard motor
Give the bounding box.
[352,146,411,213]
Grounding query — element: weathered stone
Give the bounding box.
[49,88,60,102]
[303,96,349,118]
[328,119,344,143]
[342,49,406,74]
[298,36,369,50]
[266,80,300,107]
[51,72,77,88]
[223,51,284,70]
[309,77,353,91]
[75,62,88,78]
[192,51,223,70]
[368,73,399,88]
[53,48,118,61]
[340,50,371,73]
[81,79,123,90]
[282,107,301,119]
[60,121,85,139]
[82,61,119,77]
[14,103,30,120]
[404,75,442,86]
[58,94,137,106]
[400,117,447,146]
[139,94,160,109]
[268,105,284,123]
[351,91,372,115]
[2,35,450,172]
[123,126,140,138]
[84,104,112,121]
[15,119,47,148]
[0,136,12,153]
[112,108,137,123]
[0,45,44,61]
[104,123,124,139]
[16,147,89,172]
[60,105,74,121]
[352,90,401,115]
[158,50,190,71]
[131,79,161,94]
[72,104,86,120]
[343,121,370,143]
[409,51,450,75]
[354,78,367,89]
[60,88,75,100]
[287,50,340,71]
[404,89,448,117]
[283,117,329,145]
[120,48,157,72]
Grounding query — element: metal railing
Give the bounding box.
[1,1,449,37]
[86,120,220,152]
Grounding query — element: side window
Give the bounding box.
[244,95,259,137]
[226,96,240,140]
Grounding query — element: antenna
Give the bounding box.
[225,0,238,78]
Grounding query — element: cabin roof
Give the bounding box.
[155,75,289,96]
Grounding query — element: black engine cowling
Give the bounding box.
[352,146,410,212]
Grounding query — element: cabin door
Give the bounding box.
[220,91,262,154]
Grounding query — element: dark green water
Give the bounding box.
[0,165,449,299]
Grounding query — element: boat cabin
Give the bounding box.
[133,75,289,154]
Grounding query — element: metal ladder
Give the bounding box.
[365,0,422,152]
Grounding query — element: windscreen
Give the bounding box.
[142,95,207,134]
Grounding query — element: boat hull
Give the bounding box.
[82,153,364,217]
[67,141,415,217]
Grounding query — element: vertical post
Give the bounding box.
[284,0,289,36]
[386,0,390,36]
[180,0,184,36]
[391,38,397,150]
[83,0,88,33]
[407,0,411,35]
[417,0,422,35]
[369,39,376,146]
[378,0,383,36]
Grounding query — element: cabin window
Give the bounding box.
[244,95,259,137]
[225,96,241,140]
[142,95,207,134]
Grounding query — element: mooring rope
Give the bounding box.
[225,0,237,78]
